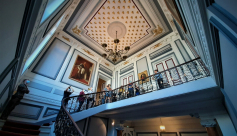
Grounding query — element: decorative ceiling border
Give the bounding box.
[63,0,173,65]
[83,0,152,47]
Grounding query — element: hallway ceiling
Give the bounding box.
[64,0,172,63]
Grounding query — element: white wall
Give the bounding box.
[8,31,114,123]
[114,32,195,88]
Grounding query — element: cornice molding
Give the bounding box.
[189,0,214,79]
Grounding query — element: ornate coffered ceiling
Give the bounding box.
[64,0,172,64]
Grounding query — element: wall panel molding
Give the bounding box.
[32,38,71,80]
[120,63,134,75]
[115,71,118,88]
[24,94,61,107]
[174,39,191,62]
[99,64,113,77]
[149,44,172,60]
[43,107,60,117]
[136,56,150,77]
[10,102,43,120]
[151,52,179,72]
[28,81,53,93]
[120,71,134,86]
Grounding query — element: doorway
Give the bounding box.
[95,73,112,105]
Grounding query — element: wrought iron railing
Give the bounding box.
[54,57,209,136]
[54,98,84,136]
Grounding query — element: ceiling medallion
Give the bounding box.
[102,31,130,63]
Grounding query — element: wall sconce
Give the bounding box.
[112,121,115,126]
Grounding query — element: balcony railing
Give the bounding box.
[54,57,209,136]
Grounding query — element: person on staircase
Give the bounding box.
[103,84,112,103]
[86,87,95,109]
[62,86,74,107]
[0,79,30,120]
[76,90,85,112]
[127,81,134,98]
[135,84,140,96]
[152,69,164,89]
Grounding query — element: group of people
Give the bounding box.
[0,69,164,120]
[62,86,95,112]
[63,69,165,111]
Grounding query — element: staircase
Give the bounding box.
[0,120,54,136]
[53,57,211,136]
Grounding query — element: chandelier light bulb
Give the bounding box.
[160,125,165,131]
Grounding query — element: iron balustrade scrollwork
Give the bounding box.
[54,57,209,135]
[54,98,84,136]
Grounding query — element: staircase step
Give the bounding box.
[4,121,40,130]
[0,130,38,136]
[39,126,51,132]
[39,131,50,136]
[0,119,6,129]
[2,126,40,135]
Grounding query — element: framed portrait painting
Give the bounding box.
[138,70,150,84]
[164,0,187,32]
[61,49,97,89]
[69,55,94,85]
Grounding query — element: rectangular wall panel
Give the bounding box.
[32,38,71,80]
[175,39,191,62]
[53,89,64,96]
[10,103,43,120]
[99,64,113,76]
[149,44,172,60]
[28,81,53,93]
[136,57,150,75]
[115,71,118,88]
[120,63,134,75]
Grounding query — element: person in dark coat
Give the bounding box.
[0,79,30,120]
[62,86,74,107]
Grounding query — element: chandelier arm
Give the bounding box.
[119,50,129,54]
[103,48,111,53]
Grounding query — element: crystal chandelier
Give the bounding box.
[101,31,130,63]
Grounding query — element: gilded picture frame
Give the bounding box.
[138,70,149,84]
[69,55,94,86]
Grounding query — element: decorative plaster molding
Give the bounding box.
[123,61,129,65]
[189,0,214,79]
[82,48,95,57]
[24,94,61,107]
